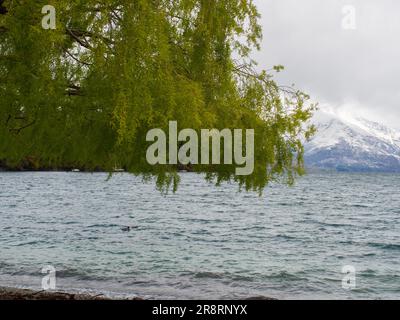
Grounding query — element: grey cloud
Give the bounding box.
[253,0,400,128]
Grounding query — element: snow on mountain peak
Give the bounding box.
[305,109,400,172]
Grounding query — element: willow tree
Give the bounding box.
[0,0,316,193]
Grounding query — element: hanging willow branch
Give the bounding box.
[0,1,316,193]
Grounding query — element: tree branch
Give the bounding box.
[63,47,91,66]
[9,120,36,134]
[66,28,93,50]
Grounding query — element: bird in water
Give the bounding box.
[121,226,139,232]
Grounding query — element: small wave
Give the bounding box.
[235,225,267,232]
[85,223,119,229]
[243,295,277,300]
[54,268,108,281]
[0,261,14,271]
[264,271,306,281]
[193,271,224,279]
[277,202,293,206]
[360,269,377,277]
[350,204,372,208]
[317,222,351,228]
[189,270,306,283]
[362,252,376,257]
[275,234,297,240]
[14,240,41,247]
[63,221,79,225]
[367,242,400,251]
[182,270,254,282]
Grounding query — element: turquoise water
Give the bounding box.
[0,172,399,299]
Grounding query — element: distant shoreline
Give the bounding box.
[2,159,400,174]
[1,167,400,174]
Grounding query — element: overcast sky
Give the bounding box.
[253,0,400,128]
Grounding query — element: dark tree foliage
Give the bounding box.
[0,0,316,193]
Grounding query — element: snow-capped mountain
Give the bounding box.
[305,110,400,172]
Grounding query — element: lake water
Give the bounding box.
[0,172,399,299]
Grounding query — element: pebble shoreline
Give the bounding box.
[0,287,276,300]
[0,287,144,300]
